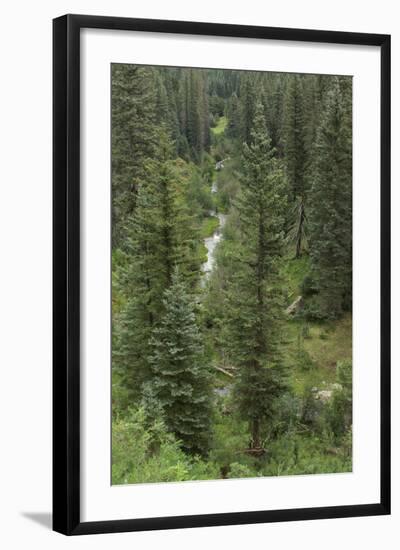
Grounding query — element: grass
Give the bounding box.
[303,314,352,371]
[281,253,309,302]
[206,250,352,398]
[279,253,352,395]
[200,215,220,239]
[198,242,208,265]
[211,116,228,136]
[285,314,352,395]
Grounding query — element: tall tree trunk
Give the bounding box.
[295,195,306,259]
[252,417,261,449]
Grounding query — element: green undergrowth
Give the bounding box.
[200,215,220,239]
[284,315,352,395]
[282,253,309,302]
[280,254,352,395]
[211,116,228,135]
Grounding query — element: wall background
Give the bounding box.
[0,0,398,547]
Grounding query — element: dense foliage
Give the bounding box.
[224,103,288,450]
[112,64,353,484]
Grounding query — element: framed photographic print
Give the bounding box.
[53,14,391,535]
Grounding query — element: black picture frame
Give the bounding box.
[53,14,391,536]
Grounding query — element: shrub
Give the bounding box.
[302,323,311,339]
[300,273,318,297]
[228,462,255,479]
[301,295,329,321]
[297,348,315,371]
[260,433,351,477]
[301,384,324,430]
[326,360,352,440]
[112,407,218,485]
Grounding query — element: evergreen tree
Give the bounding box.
[114,132,201,400]
[283,75,307,201]
[282,75,316,257]
[200,72,211,152]
[154,72,180,151]
[154,74,169,125]
[226,92,241,139]
[226,102,288,450]
[239,73,257,144]
[208,68,240,98]
[113,161,165,400]
[308,77,352,318]
[111,64,159,248]
[156,135,201,287]
[262,73,285,157]
[177,70,189,141]
[149,268,212,455]
[286,194,307,258]
[302,76,322,173]
[187,70,203,158]
[176,69,210,162]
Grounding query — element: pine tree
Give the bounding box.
[113,162,165,400]
[286,194,307,258]
[262,73,285,157]
[149,268,212,455]
[302,76,322,171]
[158,69,180,128]
[187,70,202,158]
[226,102,288,450]
[239,73,257,144]
[226,92,241,139]
[176,69,210,162]
[282,75,314,257]
[308,77,352,318]
[111,64,159,248]
[154,74,169,125]
[114,132,201,400]
[200,71,211,152]
[283,75,307,201]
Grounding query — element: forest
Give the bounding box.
[111,64,353,484]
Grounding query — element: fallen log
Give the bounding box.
[285,295,303,315]
[242,447,267,457]
[214,365,236,378]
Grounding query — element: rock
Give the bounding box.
[315,390,333,403]
[315,384,342,403]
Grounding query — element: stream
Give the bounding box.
[201,212,227,277]
[202,175,232,398]
[201,178,226,280]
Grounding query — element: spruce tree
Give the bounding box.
[113,162,166,401]
[226,102,288,450]
[111,64,159,248]
[149,268,212,456]
[262,74,285,157]
[287,194,307,258]
[187,70,203,158]
[239,73,257,144]
[176,69,210,162]
[308,77,352,318]
[226,92,241,139]
[200,71,211,152]
[283,75,307,200]
[114,132,201,400]
[282,75,314,257]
